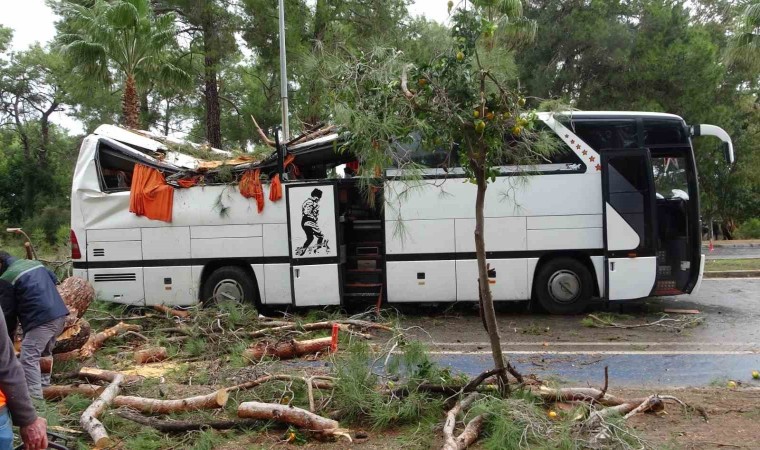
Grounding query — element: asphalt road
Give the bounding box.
[399,278,760,387]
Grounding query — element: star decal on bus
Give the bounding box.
[582,150,588,155]
[589,156,596,162]
[595,164,602,171]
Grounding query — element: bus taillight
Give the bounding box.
[71,229,82,260]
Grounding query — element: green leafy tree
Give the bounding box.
[325,0,555,387]
[727,0,760,70]
[59,0,190,129]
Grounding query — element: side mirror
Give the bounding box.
[723,142,732,164]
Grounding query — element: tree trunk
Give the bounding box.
[202,21,222,148]
[81,374,124,448]
[134,347,168,364]
[243,337,332,361]
[53,319,91,354]
[473,168,509,391]
[237,401,344,438]
[57,276,95,320]
[153,305,190,319]
[113,389,229,414]
[123,73,141,129]
[43,384,104,400]
[116,408,260,433]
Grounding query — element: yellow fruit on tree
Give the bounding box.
[753,370,759,379]
[518,97,526,107]
[728,380,737,389]
[475,120,486,133]
[512,126,522,136]
[456,51,465,62]
[473,110,480,118]
[486,112,495,121]
[548,411,558,419]
[448,0,454,12]
[418,78,427,87]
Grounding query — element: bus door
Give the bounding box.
[285,182,342,306]
[601,149,658,300]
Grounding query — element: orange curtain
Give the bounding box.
[269,174,282,202]
[129,164,174,222]
[240,169,265,213]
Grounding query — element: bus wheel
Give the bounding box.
[535,257,593,315]
[202,266,258,306]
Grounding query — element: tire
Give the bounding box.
[534,257,593,315]
[201,266,259,306]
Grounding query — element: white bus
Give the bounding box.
[70,112,733,314]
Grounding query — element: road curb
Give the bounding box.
[704,270,760,278]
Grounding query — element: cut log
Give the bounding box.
[113,389,229,414]
[77,367,143,385]
[39,356,53,376]
[454,414,486,450]
[57,276,95,319]
[116,408,260,433]
[44,384,104,400]
[78,322,143,359]
[80,374,124,448]
[249,320,392,338]
[134,347,168,364]
[153,305,190,319]
[53,318,91,354]
[238,401,349,440]
[243,337,332,361]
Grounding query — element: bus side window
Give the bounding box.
[573,120,638,151]
[97,146,135,192]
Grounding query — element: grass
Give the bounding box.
[704,258,760,272]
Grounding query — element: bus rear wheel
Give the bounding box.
[534,257,593,315]
[202,266,258,306]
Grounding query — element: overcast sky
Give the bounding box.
[0,0,450,51]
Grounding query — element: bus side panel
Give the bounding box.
[85,228,145,305]
[456,259,528,301]
[386,261,456,302]
[608,257,657,300]
[141,227,192,305]
[263,223,290,305]
[454,217,527,252]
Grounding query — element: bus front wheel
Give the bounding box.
[201,266,258,306]
[534,257,593,315]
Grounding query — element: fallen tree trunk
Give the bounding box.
[534,385,648,407]
[44,384,104,400]
[238,401,349,440]
[116,408,259,433]
[243,337,332,361]
[153,305,190,319]
[81,374,124,448]
[134,347,168,364]
[58,276,95,320]
[53,318,91,354]
[113,389,229,414]
[39,356,52,376]
[80,322,143,359]
[77,367,143,385]
[249,320,392,338]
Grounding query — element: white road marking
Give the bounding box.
[429,350,759,355]
[432,341,760,347]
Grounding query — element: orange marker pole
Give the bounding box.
[330,323,339,353]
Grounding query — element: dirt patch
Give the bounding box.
[621,388,760,449]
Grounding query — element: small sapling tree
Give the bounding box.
[325,0,562,389]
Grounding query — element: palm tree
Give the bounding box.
[59,0,190,129]
[728,1,760,70]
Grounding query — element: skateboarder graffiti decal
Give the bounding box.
[295,188,331,256]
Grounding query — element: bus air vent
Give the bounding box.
[94,273,137,282]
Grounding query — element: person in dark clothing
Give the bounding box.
[0,252,68,400]
[0,304,48,449]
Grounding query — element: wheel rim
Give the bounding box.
[212,278,244,303]
[547,270,581,304]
